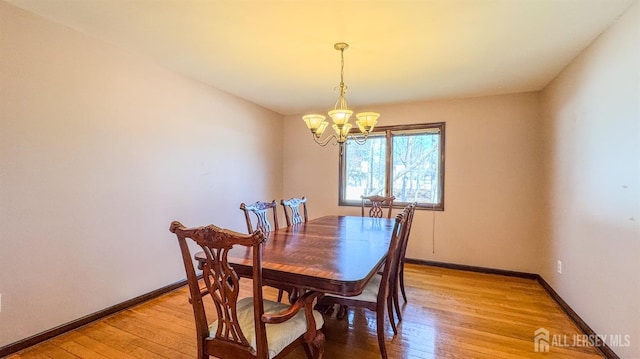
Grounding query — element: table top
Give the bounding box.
[197,215,395,296]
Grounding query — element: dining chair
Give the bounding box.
[169,221,325,359]
[329,195,397,319]
[361,195,396,219]
[391,202,417,323]
[316,207,409,359]
[194,200,279,272]
[240,200,279,234]
[278,196,310,302]
[281,197,308,227]
[241,200,293,302]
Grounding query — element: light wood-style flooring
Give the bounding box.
[8,264,603,358]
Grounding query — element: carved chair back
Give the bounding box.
[397,202,417,267]
[240,200,279,234]
[361,195,396,219]
[169,222,269,358]
[281,197,309,227]
[170,221,325,359]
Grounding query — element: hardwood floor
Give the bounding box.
[8,264,603,358]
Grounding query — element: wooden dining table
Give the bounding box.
[195,215,396,297]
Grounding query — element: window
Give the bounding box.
[339,122,445,210]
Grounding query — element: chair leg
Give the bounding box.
[303,329,325,359]
[336,304,348,319]
[392,274,402,322]
[376,307,389,359]
[399,263,408,303]
[312,329,325,359]
[303,342,313,359]
[386,292,398,335]
[277,288,284,302]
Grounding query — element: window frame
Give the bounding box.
[338,122,446,211]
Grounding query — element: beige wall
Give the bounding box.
[0,2,283,346]
[539,2,639,357]
[2,0,638,355]
[284,93,543,273]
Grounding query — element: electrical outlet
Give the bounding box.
[557,260,562,274]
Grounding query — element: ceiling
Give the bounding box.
[5,0,634,115]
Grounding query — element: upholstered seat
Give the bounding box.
[340,275,381,303]
[212,297,324,359]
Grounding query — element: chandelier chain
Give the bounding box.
[336,46,348,110]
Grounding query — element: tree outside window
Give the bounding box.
[339,123,445,210]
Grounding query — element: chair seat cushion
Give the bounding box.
[210,297,324,359]
[326,274,381,303]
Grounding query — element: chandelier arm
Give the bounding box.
[311,133,338,147]
[347,133,368,145]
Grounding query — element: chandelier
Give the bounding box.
[302,42,380,148]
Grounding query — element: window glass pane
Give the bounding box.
[339,123,445,209]
[343,135,386,201]
[391,131,441,205]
